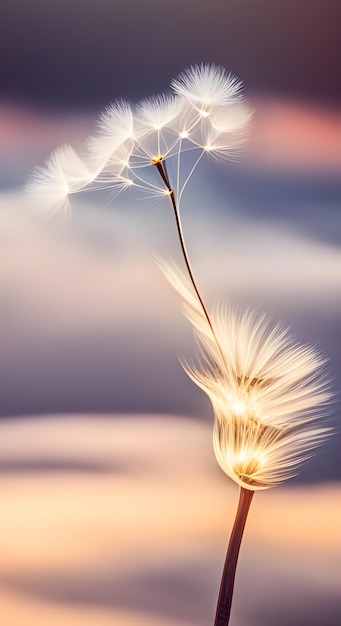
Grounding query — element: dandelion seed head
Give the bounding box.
[27,64,252,213]
[160,262,332,491]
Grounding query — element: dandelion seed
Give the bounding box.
[130,95,186,173]
[210,103,253,133]
[171,63,243,112]
[135,93,184,132]
[97,100,134,138]
[87,100,135,172]
[202,102,253,160]
[27,145,92,217]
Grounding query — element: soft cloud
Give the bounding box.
[0,415,340,626]
[0,189,340,434]
[249,99,341,173]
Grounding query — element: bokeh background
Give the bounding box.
[0,1,340,625]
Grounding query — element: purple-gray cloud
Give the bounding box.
[0,0,340,108]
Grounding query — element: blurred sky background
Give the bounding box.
[0,1,340,625]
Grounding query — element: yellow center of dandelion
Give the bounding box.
[151,155,163,165]
[234,456,261,486]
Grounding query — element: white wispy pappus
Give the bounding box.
[87,100,135,173]
[171,63,243,111]
[27,145,93,217]
[27,64,253,215]
[160,262,332,491]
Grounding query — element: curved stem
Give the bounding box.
[214,487,254,626]
[154,160,225,365]
[171,192,215,336]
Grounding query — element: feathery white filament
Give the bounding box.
[87,101,134,173]
[27,145,92,217]
[202,103,253,159]
[160,262,332,491]
[135,94,184,132]
[27,64,252,215]
[171,64,243,110]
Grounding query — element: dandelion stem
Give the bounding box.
[154,160,224,363]
[214,487,254,626]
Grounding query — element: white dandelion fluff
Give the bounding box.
[135,93,184,133]
[27,64,252,215]
[87,100,135,172]
[160,262,332,491]
[27,145,92,217]
[201,102,253,160]
[131,94,184,167]
[209,103,253,133]
[171,63,243,112]
[97,100,134,138]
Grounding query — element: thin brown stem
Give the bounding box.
[154,160,226,366]
[214,487,254,626]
